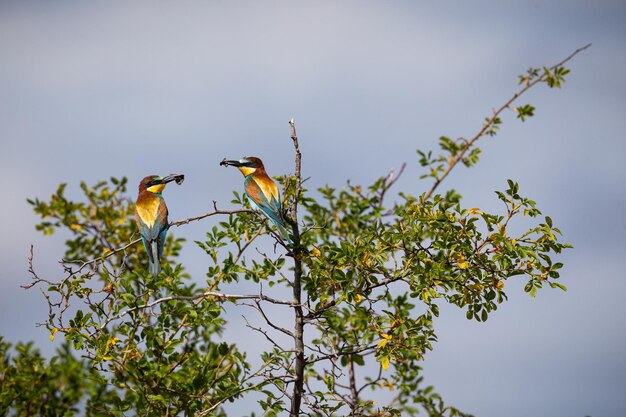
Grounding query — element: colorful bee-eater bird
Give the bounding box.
[220,157,290,242]
[135,174,184,277]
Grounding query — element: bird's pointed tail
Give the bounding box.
[274,219,292,243]
[149,241,161,278]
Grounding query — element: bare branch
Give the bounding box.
[21,245,53,289]
[306,344,377,366]
[254,300,295,338]
[288,118,306,417]
[62,238,141,268]
[348,357,359,414]
[90,290,300,336]
[242,313,290,353]
[379,163,407,209]
[170,204,253,227]
[289,118,303,222]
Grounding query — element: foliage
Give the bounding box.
[0,337,100,417]
[7,46,587,416]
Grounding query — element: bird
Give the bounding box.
[220,157,290,242]
[135,174,184,277]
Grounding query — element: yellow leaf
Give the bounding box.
[379,381,395,391]
[380,356,390,370]
[496,280,505,290]
[70,223,83,231]
[511,239,517,245]
[458,261,469,270]
[422,289,430,301]
[354,294,362,303]
[362,251,372,267]
[49,327,58,342]
[311,245,321,257]
[377,333,392,349]
[107,336,120,346]
[468,208,483,215]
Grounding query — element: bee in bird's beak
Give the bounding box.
[161,174,185,185]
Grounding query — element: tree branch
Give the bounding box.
[424,43,591,200]
[169,203,253,227]
[348,357,359,415]
[288,118,306,417]
[90,290,299,336]
[289,118,303,222]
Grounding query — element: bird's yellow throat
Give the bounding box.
[147,184,166,194]
[238,167,256,177]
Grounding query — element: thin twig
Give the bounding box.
[90,290,299,336]
[62,238,141,267]
[254,300,295,338]
[242,313,290,353]
[170,203,252,227]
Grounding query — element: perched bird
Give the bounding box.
[220,157,290,241]
[135,174,184,277]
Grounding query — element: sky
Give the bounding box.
[1,1,625,416]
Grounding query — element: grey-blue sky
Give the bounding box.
[1,1,625,416]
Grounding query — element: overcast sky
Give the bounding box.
[1,1,625,416]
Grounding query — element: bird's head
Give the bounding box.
[139,174,185,194]
[220,157,264,177]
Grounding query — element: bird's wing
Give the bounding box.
[245,176,285,226]
[156,227,168,259]
[135,212,155,264]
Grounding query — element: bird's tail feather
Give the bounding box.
[274,219,292,243]
[149,241,161,277]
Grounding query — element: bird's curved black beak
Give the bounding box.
[220,159,243,167]
[162,174,185,185]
